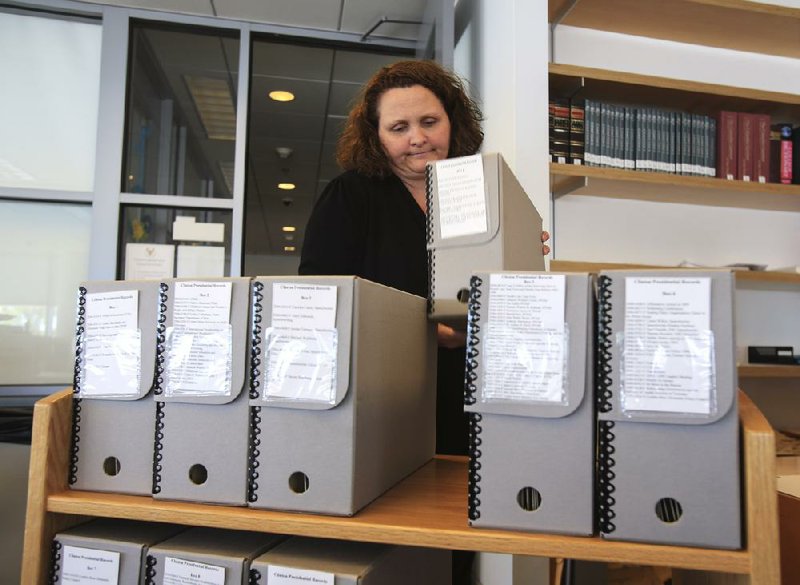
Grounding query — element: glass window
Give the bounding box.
[0,11,101,192]
[123,21,239,198]
[0,200,91,385]
[119,205,233,279]
[244,40,408,276]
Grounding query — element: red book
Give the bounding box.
[752,114,770,183]
[737,112,755,182]
[716,111,737,180]
[780,134,793,184]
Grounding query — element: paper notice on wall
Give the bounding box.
[264,282,338,403]
[483,273,567,403]
[176,245,225,278]
[62,545,120,584]
[81,290,141,398]
[165,281,232,397]
[124,243,175,280]
[622,277,714,415]
[163,557,225,585]
[267,565,334,585]
[434,154,488,239]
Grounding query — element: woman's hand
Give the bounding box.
[541,230,551,256]
[437,323,467,349]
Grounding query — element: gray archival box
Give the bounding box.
[596,269,740,549]
[247,276,436,515]
[70,279,160,496]
[464,271,595,535]
[426,152,545,328]
[152,277,252,505]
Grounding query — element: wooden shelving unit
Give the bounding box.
[22,389,780,584]
[549,0,800,59]
[739,365,800,380]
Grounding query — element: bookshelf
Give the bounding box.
[549,0,800,59]
[22,389,780,585]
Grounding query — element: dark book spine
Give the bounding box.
[585,99,597,166]
[737,112,755,182]
[753,114,771,183]
[778,125,794,184]
[717,111,738,180]
[707,116,717,178]
[550,98,570,164]
[569,99,585,165]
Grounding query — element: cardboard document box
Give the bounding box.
[463,272,595,535]
[145,527,284,585]
[250,536,451,585]
[247,276,435,515]
[152,277,252,505]
[596,270,741,549]
[425,152,545,327]
[69,280,160,496]
[51,518,184,585]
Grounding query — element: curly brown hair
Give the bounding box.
[336,60,484,178]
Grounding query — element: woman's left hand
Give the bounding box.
[541,231,551,256]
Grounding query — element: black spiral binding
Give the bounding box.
[425,164,436,314]
[68,287,87,486]
[249,282,264,400]
[153,282,169,397]
[596,275,614,414]
[467,412,483,523]
[152,401,165,494]
[144,555,158,585]
[48,540,62,584]
[597,420,617,535]
[247,406,262,503]
[464,275,484,406]
[249,568,262,585]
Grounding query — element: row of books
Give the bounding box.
[549,98,799,185]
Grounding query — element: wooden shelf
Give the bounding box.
[549,0,800,60]
[739,365,800,379]
[22,389,781,584]
[550,259,800,287]
[549,63,800,124]
[550,163,800,211]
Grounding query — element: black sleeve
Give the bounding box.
[299,174,366,277]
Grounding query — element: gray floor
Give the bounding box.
[0,442,30,585]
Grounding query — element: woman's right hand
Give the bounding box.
[437,323,467,349]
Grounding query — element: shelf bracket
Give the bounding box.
[551,174,587,198]
[549,0,581,63]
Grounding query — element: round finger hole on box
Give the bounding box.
[189,464,208,485]
[457,288,470,303]
[102,457,121,477]
[288,471,310,494]
[655,497,683,523]
[516,486,542,511]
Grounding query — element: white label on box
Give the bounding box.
[61,545,120,584]
[483,274,567,403]
[434,154,488,240]
[271,283,337,330]
[163,557,225,585]
[166,281,232,396]
[267,564,334,585]
[623,277,713,415]
[82,290,141,397]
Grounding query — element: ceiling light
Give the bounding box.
[278,183,296,190]
[269,90,295,102]
[275,147,293,159]
[185,75,236,141]
[284,234,295,241]
[284,246,296,252]
[282,226,296,232]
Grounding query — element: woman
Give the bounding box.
[299,60,549,455]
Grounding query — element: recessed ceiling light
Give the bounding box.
[282,226,296,232]
[284,246,296,252]
[284,234,295,241]
[278,183,296,190]
[269,90,295,102]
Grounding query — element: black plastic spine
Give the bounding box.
[249,568,262,585]
[144,555,157,585]
[68,286,87,486]
[464,275,484,406]
[249,282,264,400]
[48,540,62,584]
[153,282,169,397]
[467,412,484,523]
[425,163,436,314]
[597,419,617,534]
[596,275,614,413]
[247,405,262,503]
[152,401,165,494]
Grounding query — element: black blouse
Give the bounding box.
[299,170,467,456]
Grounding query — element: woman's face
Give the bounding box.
[376,85,451,183]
